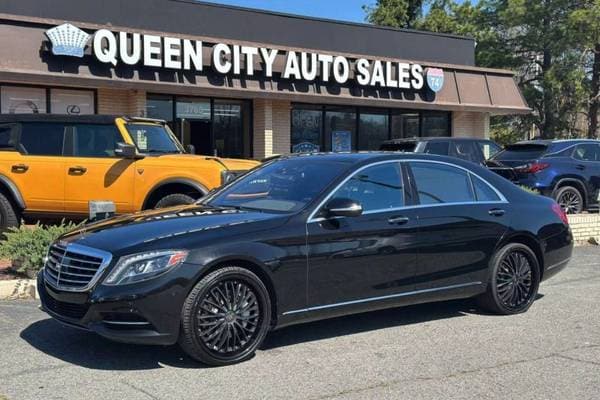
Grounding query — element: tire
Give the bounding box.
[154,193,196,209]
[179,266,272,366]
[477,243,540,315]
[554,186,584,214]
[0,192,19,235]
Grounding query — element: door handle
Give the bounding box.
[388,216,410,225]
[68,166,87,175]
[575,164,585,170]
[11,164,29,173]
[488,208,506,217]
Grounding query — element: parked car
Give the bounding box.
[380,137,502,165]
[488,139,600,214]
[38,152,573,366]
[0,114,258,229]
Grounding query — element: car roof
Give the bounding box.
[278,151,475,167]
[515,139,600,145]
[0,114,165,125]
[382,137,489,144]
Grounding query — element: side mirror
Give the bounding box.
[186,144,196,154]
[323,198,363,218]
[115,142,139,159]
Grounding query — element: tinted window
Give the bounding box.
[410,162,474,205]
[472,175,501,202]
[332,163,403,212]
[0,124,16,150]
[573,144,600,161]
[19,122,65,156]
[453,141,480,163]
[73,124,122,157]
[493,144,548,161]
[478,141,501,160]
[424,141,450,155]
[208,159,349,213]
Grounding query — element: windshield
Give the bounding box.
[126,123,183,154]
[205,158,351,213]
[492,144,548,161]
[380,142,417,152]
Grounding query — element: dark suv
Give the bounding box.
[380,137,501,165]
[488,140,600,213]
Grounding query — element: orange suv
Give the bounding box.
[0,115,259,228]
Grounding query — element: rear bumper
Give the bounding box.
[37,264,199,345]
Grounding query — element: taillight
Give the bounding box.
[552,203,569,225]
[516,162,550,174]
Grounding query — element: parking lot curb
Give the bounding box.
[0,279,38,300]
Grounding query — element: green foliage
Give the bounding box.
[518,185,541,195]
[0,220,81,277]
[363,0,594,140]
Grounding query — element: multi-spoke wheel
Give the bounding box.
[477,243,540,315]
[555,186,584,214]
[179,267,271,366]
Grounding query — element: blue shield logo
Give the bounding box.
[426,68,445,93]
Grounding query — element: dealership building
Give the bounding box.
[0,0,529,159]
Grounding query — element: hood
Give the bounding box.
[141,154,260,170]
[59,204,281,255]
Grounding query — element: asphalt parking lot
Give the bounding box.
[0,247,599,400]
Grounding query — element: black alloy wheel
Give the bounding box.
[478,243,540,315]
[555,186,584,214]
[496,250,533,309]
[179,267,271,366]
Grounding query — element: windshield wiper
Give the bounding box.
[213,204,264,213]
[144,149,181,154]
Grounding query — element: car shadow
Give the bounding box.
[20,295,545,370]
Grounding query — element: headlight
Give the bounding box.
[103,250,188,286]
[221,170,245,185]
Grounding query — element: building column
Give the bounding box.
[253,99,291,159]
[97,88,146,116]
[452,111,490,139]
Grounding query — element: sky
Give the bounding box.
[199,0,371,23]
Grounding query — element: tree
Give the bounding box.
[569,0,600,138]
[363,0,425,28]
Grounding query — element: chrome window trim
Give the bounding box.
[307,159,508,224]
[282,281,483,315]
[44,242,113,292]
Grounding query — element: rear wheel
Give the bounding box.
[554,186,584,214]
[477,243,540,315]
[179,267,271,366]
[0,192,19,235]
[154,193,196,209]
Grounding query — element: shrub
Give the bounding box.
[0,220,81,278]
[518,185,540,195]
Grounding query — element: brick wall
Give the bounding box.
[452,111,490,139]
[97,88,146,116]
[568,214,600,244]
[253,98,291,159]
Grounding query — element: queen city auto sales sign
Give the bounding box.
[46,23,445,93]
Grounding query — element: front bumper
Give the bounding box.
[37,262,200,346]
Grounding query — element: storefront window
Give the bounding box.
[1,86,46,114]
[146,94,173,121]
[176,97,211,120]
[213,100,250,158]
[391,111,420,139]
[358,109,389,150]
[50,89,94,115]
[291,106,322,153]
[325,107,356,152]
[422,112,450,137]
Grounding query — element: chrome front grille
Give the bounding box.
[44,243,112,291]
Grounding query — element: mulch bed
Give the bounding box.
[0,259,22,281]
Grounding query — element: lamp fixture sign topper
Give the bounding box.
[46,23,445,92]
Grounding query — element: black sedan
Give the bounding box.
[38,153,573,366]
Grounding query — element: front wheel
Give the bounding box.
[179,267,271,366]
[477,243,540,315]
